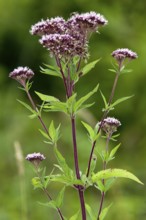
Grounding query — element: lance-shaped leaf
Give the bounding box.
[17,99,40,118]
[40,64,61,78]
[99,203,112,220]
[54,147,73,177]
[56,187,66,208]
[85,204,96,220]
[79,59,101,77]
[110,95,134,109]
[35,91,59,102]
[92,169,143,185]
[74,84,99,112]
[69,211,80,220]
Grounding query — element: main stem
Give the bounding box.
[71,116,86,220]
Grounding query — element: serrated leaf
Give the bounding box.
[74,84,99,112]
[85,204,96,220]
[99,203,112,220]
[35,91,59,102]
[69,211,80,220]
[56,187,66,208]
[92,169,143,185]
[80,59,101,76]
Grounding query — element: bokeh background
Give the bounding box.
[0,0,146,219]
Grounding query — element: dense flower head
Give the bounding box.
[67,11,108,34]
[112,48,138,61]
[9,67,34,85]
[99,117,121,135]
[39,33,88,58]
[30,17,66,36]
[26,152,46,167]
[30,12,107,59]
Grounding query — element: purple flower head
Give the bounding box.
[67,11,108,35]
[99,117,121,135]
[112,48,138,62]
[39,33,87,58]
[9,67,34,86]
[26,152,46,167]
[30,17,66,36]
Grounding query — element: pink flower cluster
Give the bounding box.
[30,12,108,59]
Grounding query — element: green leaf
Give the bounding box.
[100,91,108,110]
[99,203,112,220]
[54,147,73,178]
[43,101,67,114]
[108,69,117,73]
[17,99,39,118]
[35,91,59,102]
[17,99,35,113]
[39,129,50,140]
[108,143,121,161]
[56,187,66,208]
[66,93,77,115]
[32,177,43,189]
[104,178,116,192]
[49,174,83,186]
[40,64,61,78]
[81,121,95,142]
[92,169,143,185]
[85,204,96,220]
[48,120,60,145]
[74,84,99,112]
[80,59,101,77]
[69,211,80,220]
[39,201,57,210]
[110,95,134,109]
[89,154,97,176]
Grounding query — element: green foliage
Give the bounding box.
[99,203,112,220]
[98,143,121,164]
[40,64,62,78]
[82,121,100,143]
[92,169,143,185]
[17,99,40,119]
[85,204,96,220]
[100,91,134,112]
[39,120,61,145]
[69,211,80,220]
[36,85,99,116]
[79,59,101,77]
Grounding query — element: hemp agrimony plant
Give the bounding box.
[9,12,143,220]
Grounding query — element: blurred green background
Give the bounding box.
[0,0,146,219]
